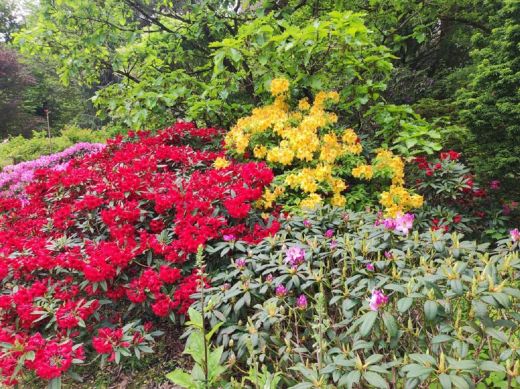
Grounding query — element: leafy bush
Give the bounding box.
[0,142,105,200]
[0,123,279,386]
[410,150,519,240]
[225,79,423,216]
[0,126,110,167]
[200,207,520,388]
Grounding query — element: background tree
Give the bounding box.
[455,0,520,192]
[0,45,38,138]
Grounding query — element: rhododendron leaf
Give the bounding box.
[450,375,470,389]
[484,328,508,344]
[479,361,505,373]
[47,377,62,389]
[424,300,438,321]
[438,373,451,389]
[338,370,360,388]
[382,312,398,338]
[363,371,388,388]
[138,345,154,353]
[404,364,434,379]
[432,334,452,344]
[359,311,378,337]
[397,297,413,313]
[491,293,511,308]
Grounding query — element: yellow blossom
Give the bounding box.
[253,145,268,159]
[298,98,310,111]
[352,165,373,180]
[331,194,346,207]
[342,128,358,144]
[300,193,322,209]
[270,78,290,96]
[213,157,230,169]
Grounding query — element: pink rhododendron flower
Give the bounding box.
[382,213,415,235]
[296,294,307,310]
[223,234,236,241]
[511,228,520,242]
[369,289,388,311]
[366,263,375,271]
[235,258,246,269]
[275,284,287,297]
[285,246,306,267]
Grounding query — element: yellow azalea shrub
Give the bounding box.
[225,78,422,215]
[352,149,423,217]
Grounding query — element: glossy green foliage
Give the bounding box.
[200,207,520,388]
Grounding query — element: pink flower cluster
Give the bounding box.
[369,289,388,311]
[379,213,415,235]
[285,246,306,267]
[0,142,105,200]
[511,228,520,242]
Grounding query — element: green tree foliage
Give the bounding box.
[0,0,20,43]
[13,1,440,132]
[456,0,520,190]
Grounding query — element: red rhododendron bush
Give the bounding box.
[0,123,278,385]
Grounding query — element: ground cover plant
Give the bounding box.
[0,122,279,386]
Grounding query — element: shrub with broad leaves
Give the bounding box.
[198,207,520,388]
[411,150,519,240]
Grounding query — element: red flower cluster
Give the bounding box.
[0,122,279,384]
[412,150,517,235]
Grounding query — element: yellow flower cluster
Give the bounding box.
[213,157,230,169]
[380,186,423,218]
[352,149,423,217]
[226,78,360,209]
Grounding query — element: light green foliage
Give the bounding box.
[201,207,520,388]
[0,126,109,166]
[166,307,227,389]
[368,103,442,155]
[211,11,393,119]
[15,0,435,144]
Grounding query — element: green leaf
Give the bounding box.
[405,365,434,379]
[479,361,506,373]
[363,371,389,388]
[359,311,378,337]
[450,375,470,389]
[397,297,413,313]
[382,312,398,338]
[166,369,194,388]
[338,370,361,388]
[47,377,62,389]
[186,307,203,328]
[424,300,438,321]
[439,373,451,389]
